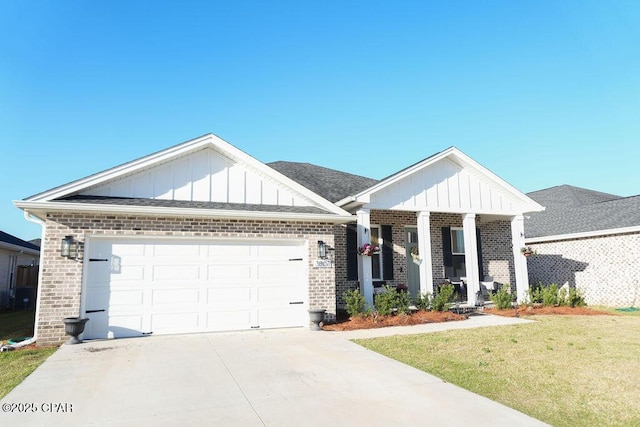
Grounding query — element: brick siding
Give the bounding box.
[528,232,640,307]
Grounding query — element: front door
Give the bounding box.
[405,228,420,298]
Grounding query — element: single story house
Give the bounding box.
[0,230,40,309]
[525,185,640,307]
[15,134,543,345]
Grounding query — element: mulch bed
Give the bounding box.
[485,305,612,317]
[322,305,613,331]
[322,310,467,331]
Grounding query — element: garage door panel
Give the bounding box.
[207,244,252,257]
[153,244,201,257]
[207,287,252,304]
[208,265,253,281]
[84,238,308,339]
[110,265,145,282]
[258,263,303,281]
[110,290,145,306]
[112,243,146,256]
[153,265,201,280]
[152,289,200,305]
[151,312,200,332]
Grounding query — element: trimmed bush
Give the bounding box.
[432,284,455,312]
[374,286,411,315]
[491,286,513,310]
[343,288,367,317]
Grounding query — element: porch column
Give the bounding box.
[462,213,480,305]
[511,215,530,302]
[416,211,433,296]
[356,208,374,307]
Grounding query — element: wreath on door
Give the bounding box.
[410,246,420,263]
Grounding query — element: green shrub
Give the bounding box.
[415,292,432,311]
[374,286,411,315]
[528,282,543,304]
[343,288,367,317]
[542,283,560,306]
[567,287,586,307]
[491,286,513,310]
[432,284,455,312]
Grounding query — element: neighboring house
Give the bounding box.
[0,230,40,309]
[525,185,640,307]
[15,134,543,345]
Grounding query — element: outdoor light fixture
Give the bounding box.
[317,240,327,259]
[60,235,77,259]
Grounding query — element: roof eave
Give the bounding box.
[14,201,355,224]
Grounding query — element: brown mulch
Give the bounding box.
[322,310,467,331]
[485,305,612,317]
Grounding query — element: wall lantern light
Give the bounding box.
[61,235,78,259]
[317,240,327,259]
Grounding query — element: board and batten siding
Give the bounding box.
[79,148,313,207]
[369,158,517,213]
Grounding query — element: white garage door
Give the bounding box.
[82,238,308,339]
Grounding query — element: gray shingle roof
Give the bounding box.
[525,185,640,238]
[0,231,41,251]
[57,196,332,215]
[268,161,378,203]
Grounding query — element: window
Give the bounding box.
[450,228,466,277]
[370,225,383,280]
[451,228,465,254]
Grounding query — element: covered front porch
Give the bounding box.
[355,209,528,307]
[336,147,544,308]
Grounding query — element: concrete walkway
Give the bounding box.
[1,314,546,426]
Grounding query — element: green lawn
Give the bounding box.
[0,310,57,399]
[355,314,640,427]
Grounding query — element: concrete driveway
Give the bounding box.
[1,317,547,426]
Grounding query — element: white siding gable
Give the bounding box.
[79,148,313,207]
[369,158,520,214]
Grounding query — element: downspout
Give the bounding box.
[22,211,46,343]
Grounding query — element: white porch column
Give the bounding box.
[356,208,374,307]
[462,213,480,305]
[511,215,530,302]
[416,211,434,296]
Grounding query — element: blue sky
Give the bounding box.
[1,1,639,241]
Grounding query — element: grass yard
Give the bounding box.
[0,310,57,399]
[355,314,640,427]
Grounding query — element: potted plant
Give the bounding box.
[358,243,380,256]
[308,308,326,331]
[521,246,536,257]
[63,317,89,344]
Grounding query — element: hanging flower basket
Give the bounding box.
[358,243,380,256]
[521,246,536,257]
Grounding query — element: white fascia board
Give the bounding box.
[366,203,526,217]
[525,225,640,244]
[15,201,355,224]
[0,241,39,256]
